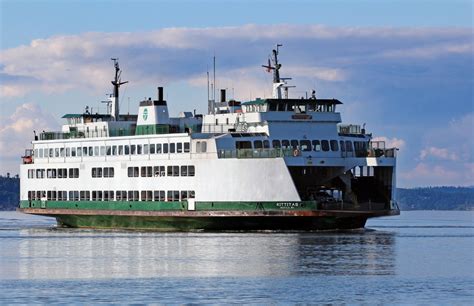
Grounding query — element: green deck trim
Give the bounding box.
[135,124,169,135]
[20,200,317,212]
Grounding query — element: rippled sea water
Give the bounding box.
[0,211,473,304]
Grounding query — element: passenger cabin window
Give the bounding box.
[340,140,345,152]
[154,166,165,176]
[330,140,339,151]
[236,141,251,149]
[254,140,263,149]
[300,140,311,151]
[312,140,321,151]
[128,167,139,177]
[282,140,290,149]
[321,140,330,151]
[272,140,281,148]
[141,166,152,177]
[291,140,299,150]
[345,141,353,152]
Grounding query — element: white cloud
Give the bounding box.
[399,162,470,187]
[284,66,347,82]
[399,113,474,186]
[381,42,473,59]
[0,103,57,159]
[1,24,471,98]
[419,146,459,161]
[421,113,474,162]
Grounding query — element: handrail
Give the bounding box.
[39,129,134,140]
[218,148,294,159]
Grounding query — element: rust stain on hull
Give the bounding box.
[19,208,399,218]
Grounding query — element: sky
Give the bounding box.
[0,0,473,187]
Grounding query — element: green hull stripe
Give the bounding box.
[20,200,316,211]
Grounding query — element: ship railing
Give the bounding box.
[338,124,363,135]
[368,141,397,158]
[201,122,267,133]
[39,128,135,140]
[201,124,237,133]
[218,148,294,159]
[340,141,397,158]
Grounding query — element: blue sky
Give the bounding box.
[0,0,473,187]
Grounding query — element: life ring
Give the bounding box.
[293,149,300,157]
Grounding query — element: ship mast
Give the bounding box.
[110,58,128,121]
[262,44,287,99]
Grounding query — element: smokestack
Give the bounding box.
[158,87,164,101]
[220,89,226,102]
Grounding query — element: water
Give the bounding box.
[0,211,472,304]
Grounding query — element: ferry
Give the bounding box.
[19,46,400,231]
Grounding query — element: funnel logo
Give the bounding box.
[143,108,148,121]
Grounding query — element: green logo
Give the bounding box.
[143,108,148,121]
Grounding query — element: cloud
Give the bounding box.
[399,113,474,187]
[399,162,470,186]
[419,146,459,161]
[0,103,57,159]
[421,113,474,162]
[1,24,471,99]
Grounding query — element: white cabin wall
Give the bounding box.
[20,157,300,202]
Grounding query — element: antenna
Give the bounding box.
[207,70,210,114]
[213,55,216,115]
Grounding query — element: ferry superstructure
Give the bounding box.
[19,47,400,230]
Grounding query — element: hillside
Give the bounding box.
[397,187,474,210]
[0,175,20,211]
[0,175,472,211]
